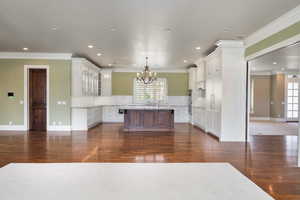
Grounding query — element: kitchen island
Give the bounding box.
[120,106,174,132]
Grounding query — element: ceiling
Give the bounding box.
[0,0,299,68]
[250,42,300,73]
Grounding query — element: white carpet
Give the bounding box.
[250,121,298,136]
[0,163,273,200]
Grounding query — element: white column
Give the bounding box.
[298,77,300,167]
[218,40,247,142]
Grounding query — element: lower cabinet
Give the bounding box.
[72,106,102,131]
[124,109,174,132]
[87,107,102,128]
[192,107,206,131]
[193,107,221,138]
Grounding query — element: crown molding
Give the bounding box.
[72,57,87,62]
[245,5,300,48]
[0,52,72,60]
[216,40,244,48]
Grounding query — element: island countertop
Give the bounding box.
[119,104,175,110]
[122,108,174,132]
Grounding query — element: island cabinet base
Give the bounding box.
[123,109,174,132]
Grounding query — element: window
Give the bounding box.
[134,78,168,104]
[287,75,299,120]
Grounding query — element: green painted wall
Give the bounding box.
[245,21,300,57]
[0,59,71,126]
[112,72,189,96]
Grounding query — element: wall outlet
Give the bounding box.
[9,121,13,125]
[57,101,62,105]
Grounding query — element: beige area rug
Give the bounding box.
[0,163,274,200]
[250,120,298,136]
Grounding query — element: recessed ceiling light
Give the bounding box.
[108,64,112,66]
[273,62,277,65]
[88,45,94,49]
[111,28,116,31]
[23,47,28,51]
[97,53,102,56]
[195,46,201,50]
[164,28,172,32]
[183,60,188,63]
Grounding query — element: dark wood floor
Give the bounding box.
[0,123,299,200]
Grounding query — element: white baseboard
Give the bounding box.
[250,117,286,122]
[48,125,71,131]
[270,118,286,122]
[0,125,27,131]
[250,117,271,121]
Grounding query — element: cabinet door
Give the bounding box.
[156,110,174,129]
[200,108,206,130]
[189,68,196,90]
[143,110,156,128]
[213,111,221,138]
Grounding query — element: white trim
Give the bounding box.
[250,117,271,121]
[48,125,71,131]
[270,118,286,122]
[24,65,50,131]
[72,57,101,70]
[250,117,286,122]
[0,125,27,131]
[216,40,244,48]
[245,5,300,48]
[251,71,272,76]
[0,52,72,60]
[285,74,300,122]
[246,34,300,60]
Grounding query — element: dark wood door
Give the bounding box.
[29,69,47,131]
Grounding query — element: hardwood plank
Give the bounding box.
[0,123,299,200]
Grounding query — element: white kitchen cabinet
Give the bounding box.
[101,69,112,96]
[195,60,206,90]
[193,107,206,130]
[72,106,102,131]
[72,58,102,97]
[203,40,246,141]
[188,67,197,90]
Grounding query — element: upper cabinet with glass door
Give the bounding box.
[72,58,102,97]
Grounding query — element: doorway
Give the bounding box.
[29,69,47,131]
[247,42,300,136]
[24,65,49,131]
[286,75,299,122]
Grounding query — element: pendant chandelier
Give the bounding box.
[136,57,157,84]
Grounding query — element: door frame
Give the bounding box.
[285,74,299,122]
[24,65,49,131]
